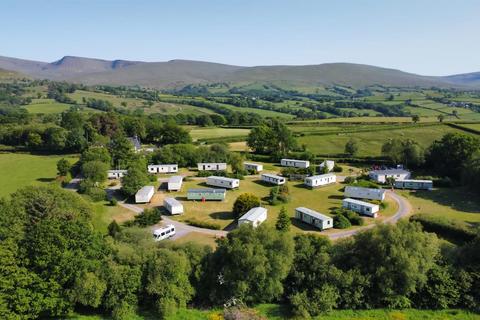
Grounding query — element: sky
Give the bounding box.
[0,0,479,76]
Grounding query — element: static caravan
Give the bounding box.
[244,162,263,172]
[295,207,333,231]
[153,224,176,241]
[369,169,411,183]
[107,169,127,179]
[342,198,379,218]
[167,175,183,191]
[394,179,433,190]
[238,207,267,228]
[261,173,286,185]
[305,173,336,188]
[280,158,310,168]
[148,164,178,174]
[344,186,386,201]
[197,163,227,171]
[135,186,155,203]
[319,160,335,172]
[163,197,183,215]
[207,176,240,189]
[187,188,226,201]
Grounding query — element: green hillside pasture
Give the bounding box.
[189,127,250,141]
[0,153,78,197]
[313,116,434,123]
[297,125,469,156]
[455,123,480,131]
[24,99,71,114]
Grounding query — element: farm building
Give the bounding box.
[244,162,263,172]
[167,175,183,191]
[207,176,240,189]
[107,169,127,179]
[342,198,379,218]
[147,164,178,174]
[261,173,286,185]
[197,163,227,171]
[153,225,176,241]
[187,188,226,201]
[295,207,333,231]
[369,169,411,183]
[135,186,155,203]
[304,173,336,188]
[280,158,310,168]
[344,186,386,201]
[238,207,267,228]
[319,160,335,172]
[394,179,433,190]
[163,197,184,215]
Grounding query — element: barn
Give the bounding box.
[147,164,178,174]
[135,186,155,203]
[187,188,226,201]
[167,175,183,191]
[295,207,333,230]
[163,197,184,215]
[107,169,127,179]
[280,158,310,168]
[244,162,263,172]
[261,173,286,185]
[344,186,386,201]
[342,198,379,218]
[369,169,411,183]
[304,173,336,188]
[394,179,433,190]
[207,176,240,189]
[197,163,227,171]
[238,207,267,228]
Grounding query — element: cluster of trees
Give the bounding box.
[247,120,298,159]
[2,186,480,319]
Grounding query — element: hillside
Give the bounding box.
[0,55,478,89]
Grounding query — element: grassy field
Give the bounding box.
[189,127,250,140]
[0,152,78,198]
[398,187,480,225]
[90,201,137,233]
[24,98,72,114]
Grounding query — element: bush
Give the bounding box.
[332,208,364,226]
[184,218,221,230]
[86,187,106,202]
[133,208,162,227]
[148,174,157,182]
[410,214,476,243]
[110,198,118,206]
[333,214,352,229]
[333,165,343,173]
[343,176,356,184]
[197,170,226,177]
[233,193,261,220]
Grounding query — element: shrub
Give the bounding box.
[269,185,290,205]
[333,214,352,229]
[233,193,261,219]
[197,170,227,177]
[331,208,364,226]
[148,174,157,182]
[133,208,162,227]
[110,198,118,206]
[86,187,106,202]
[333,165,343,172]
[410,214,476,243]
[343,176,356,184]
[184,218,221,230]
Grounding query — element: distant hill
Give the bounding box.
[0,55,478,89]
[0,67,27,80]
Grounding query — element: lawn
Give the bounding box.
[90,201,138,233]
[0,152,78,198]
[398,187,480,225]
[24,98,72,114]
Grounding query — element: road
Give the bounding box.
[118,189,411,241]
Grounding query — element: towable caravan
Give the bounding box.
[261,173,286,185]
[280,159,310,168]
[238,207,267,228]
[319,160,335,172]
[135,186,155,203]
[197,163,227,171]
[167,176,183,191]
[394,179,433,190]
[153,225,176,241]
[107,169,127,179]
[342,198,379,218]
[187,188,226,201]
[147,164,178,174]
[305,173,336,188]
[244,162,263,172]
[344,186,386,201]
[369,169,411,183]
[163,197,183,215]
[206,176,240,189]
[295,207,333,231]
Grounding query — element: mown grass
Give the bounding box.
[24,98,72,114]
[189,127,250,140]
[0,152,78,198]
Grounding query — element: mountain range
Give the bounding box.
[0,55,478,89]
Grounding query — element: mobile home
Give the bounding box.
[369,169,411,183]
[153,224,176,241]
[244,162,263,172]
[261,173,286,185]
[295,207,333,230]
[187,188,226,201]
[107,169,127,179]
[207,176,240,189]
[238,207,267,228]
[280,158,310,168]
[342,198,379,218]
[197,163,227,171]
[344,186,386,201]
[319,160,335,172]
[163,197,184,215]
[135,186,155,203]
[304,173,336,188]
[394,179,433,190]
[147,164,178,174]
[167,175,183,191]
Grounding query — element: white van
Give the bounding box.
[152,224,176,241]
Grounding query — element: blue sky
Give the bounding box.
[1,0,479,75]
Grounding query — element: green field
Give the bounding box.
[0,153,78,197]
[24,98,72,114]
[189,127,250,140]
